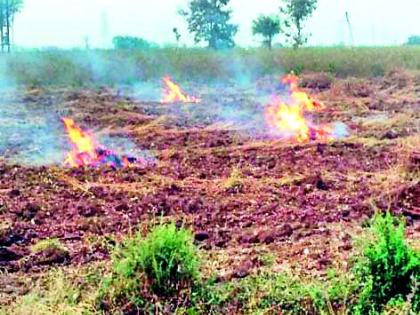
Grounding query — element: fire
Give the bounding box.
[62,118,137,168]
[161,76,200,103]
[264,75,336,143]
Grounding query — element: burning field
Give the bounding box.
[0,71,419,313]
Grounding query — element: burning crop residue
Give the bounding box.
[161,76,200,104]
[264,74,347,143]
[62,118,141,168]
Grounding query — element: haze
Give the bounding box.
[13,0,420,48]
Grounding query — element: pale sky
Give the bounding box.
[13,0,420,48]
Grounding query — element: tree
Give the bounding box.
[252,15,281,49]
[281,0,317,48]
[0,0,24,52]
[406,35,420,46]
[112,36,158,50]
[180,0,238,49]
[173,27,181,46]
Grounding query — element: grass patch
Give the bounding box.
[0,267,102,315]
[223,167,244,192]
[3,214,418,314]
[31,238,67,254]
[190,268,358,314]
[99,223,200,313]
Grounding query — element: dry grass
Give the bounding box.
[0,266,103,315]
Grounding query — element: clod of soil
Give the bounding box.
[0,247,23,262]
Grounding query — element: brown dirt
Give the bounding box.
[0,74,419,283]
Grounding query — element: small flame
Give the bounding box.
[63,118,97,167]
[161,76,200,103]
[62,118,137,168]
[264,75,337,143]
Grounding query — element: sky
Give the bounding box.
[12,0,420,48]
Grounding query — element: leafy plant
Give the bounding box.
[354,212,420,314]
[223,167,244,192]
[281,0,318,48]
[252,15,281,49]
[31,238,67,254]
[406,35,420,46]
[112,36,158,50]
[180,0,238,49]
[100,223,200,312]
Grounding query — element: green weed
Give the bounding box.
[353,212,420,314]
[99,223,200,312]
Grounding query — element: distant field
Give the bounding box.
[3,46,420,87]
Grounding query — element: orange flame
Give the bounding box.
[264,75,334,143]
[63,118,97,167]
[161,76,200,103]
[62,118,137,168]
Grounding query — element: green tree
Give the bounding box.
[406,35,420,46]
[281,0,317,48]
[112,36,158,50]
[0,0,24,52]
[180,0,238,49]
[252,15,281,49]
[173,27,181,46]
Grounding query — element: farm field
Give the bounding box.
[0,67,419,314]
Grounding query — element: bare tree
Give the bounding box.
[0,0,24,52]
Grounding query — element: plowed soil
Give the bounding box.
[0,72,419,289]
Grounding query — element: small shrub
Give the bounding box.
[354,212,420,314]
[100,223,200,311]
[31,238,66,254]
[136,224,200,295]
[223,168,244,192]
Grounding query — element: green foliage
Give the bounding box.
[354,212,420,314]
[134,223,200,295]
[223,167,244,192]
[181,0,238,49]
[0,0,24,17]
[281,0,318,48]
[193,270,358,314]
[406,35,420,46]
[112,36,158,50]
[31,238,67,254]
[173,27,182,45]
[252,15,281,49]
[0,0,24,52]
[5,47,420,88]
[100,223,200,311]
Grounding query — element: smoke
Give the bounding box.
[0,50,351,167]
[99,134,156,165]
[329,122,349,139]
[0,97,66,165]
[0,101,154,167]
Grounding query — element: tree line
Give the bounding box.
[5,0,307,52]
[4,0,420,52]
[181,0,317,50]
[112,0,317,51]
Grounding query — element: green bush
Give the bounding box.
[100,223,200,311]
[354,212,420,314]
[112,36,158,50]
[135,223,200,295]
